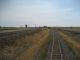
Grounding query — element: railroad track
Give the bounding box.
[49,32,63,60]
[45,31,76,60]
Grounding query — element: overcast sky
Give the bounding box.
[0,0,80,27]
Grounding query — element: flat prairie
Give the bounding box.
[0,28,50,60]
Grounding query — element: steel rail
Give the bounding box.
[58,40,63,60]
[50,32,55,60]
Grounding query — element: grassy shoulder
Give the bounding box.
[15,29,50,60]
[34,29,52,60]
[0,28,46,60]
[57,30,80,59]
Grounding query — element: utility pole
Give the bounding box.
[25,24,27,28]
[0,26,1,28]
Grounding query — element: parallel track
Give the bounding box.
[45,31,76,60]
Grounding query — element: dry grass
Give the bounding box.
[0,30,20,33]
[57,30,80,59]
[15,29,50,60]
[0,28,47,60]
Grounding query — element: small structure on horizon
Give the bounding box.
[0,26,1,28]
[44,26,47,28]
[25,25,27,28]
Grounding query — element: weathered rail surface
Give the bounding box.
[45,31,76,60]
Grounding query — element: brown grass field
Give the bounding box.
[0,28,50,60]
[15,29,50,60]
